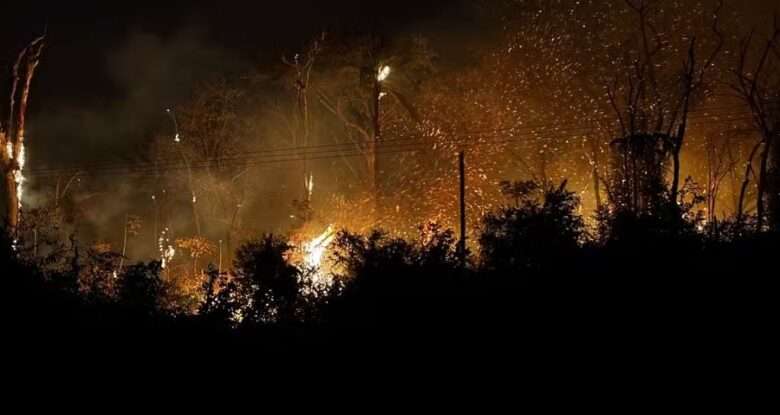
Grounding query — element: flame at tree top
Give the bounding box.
[377,65,391,82]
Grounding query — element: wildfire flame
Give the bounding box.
[158,227,176,269]
[6,142,25,212]
[303,225,335,282]
[16,143,26,211]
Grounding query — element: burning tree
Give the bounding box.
[1,35,45,234]
[317,35,432,222]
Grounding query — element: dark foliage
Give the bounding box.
[481,181,584,275]
[117,261,164,313]
[325,224,465,328]
[2,192,776,360]
[230,235,301,324]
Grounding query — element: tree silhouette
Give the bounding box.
[117,262,164,313]
[232,235,301,324]
[480,181,584,275]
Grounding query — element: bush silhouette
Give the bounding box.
[479,181,584,275]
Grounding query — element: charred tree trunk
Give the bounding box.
[0,35,45,234]
[3,171,20,229]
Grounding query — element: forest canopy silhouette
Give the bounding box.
[1,0,778,352]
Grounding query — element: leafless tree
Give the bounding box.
[283,33,325,202]
[607,0,723,213]
[731,15,780,230]
[704,134,739,228]
[156,81,249,253]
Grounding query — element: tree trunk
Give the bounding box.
[1,35,45,235]
[370,78,381,223]
[671,149,682,206]
[757,142,771,231]
[737,142,762,227]
[118,213,129,273]
[4,169,20,231]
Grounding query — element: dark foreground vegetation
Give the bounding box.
[5,182,775,362]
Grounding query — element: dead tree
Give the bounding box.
[317,36,387,218]
[607,0,723,214]
[704,134,739,229]
[0,35,45,233]
[317,36,428,224]
[156,81,248,251]
[283,33,324,203]
[731,16,780,231]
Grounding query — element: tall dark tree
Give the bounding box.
[232,235,301,324]
[732,16,780,231]
[606,0,723,215]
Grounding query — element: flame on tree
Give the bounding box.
[1,35,45,234]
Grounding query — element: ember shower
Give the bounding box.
[3,0,778,284]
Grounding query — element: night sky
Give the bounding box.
[3,1,470,109]
[3,1,775,165]
[2,0,483,167]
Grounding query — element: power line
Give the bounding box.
[28,104,751,175]
[26,107,754,178]
[27,114,754,178]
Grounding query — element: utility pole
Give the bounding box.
[458,151,467,265]
[372,63,391,224]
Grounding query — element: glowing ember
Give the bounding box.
[377,65,391,82]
